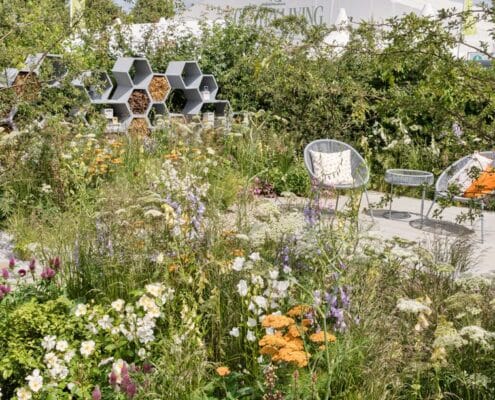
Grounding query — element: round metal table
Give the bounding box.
[384,169,434,222]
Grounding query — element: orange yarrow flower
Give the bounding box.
[287,305,311,318]
[272,348,310,368]
[216,366,230,377]
[309,331,336,344]
[262,314,295,329]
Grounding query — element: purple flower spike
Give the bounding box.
[53,256,61,270]
[1,268,9,279]
[18,269,27,277]
[92,386,102,400]
[8,257,15,269]
[29,259,36,272]
[340,287,350,308]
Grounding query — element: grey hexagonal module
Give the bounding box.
[22,53,67,87]
[199,75,218,100]
[112,57,153,88]
[0,68,19,88]
[148,103,168,128]
[166,61,202,89]
[73,71,114,102]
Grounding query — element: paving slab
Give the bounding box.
[273,191,494,276]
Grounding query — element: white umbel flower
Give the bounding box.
[396,298,432,315]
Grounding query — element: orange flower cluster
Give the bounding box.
[259,331,309,368]
[259,308,337,368]
[309,331,336,344]
[287,305,311,318]
[216,366,230,377]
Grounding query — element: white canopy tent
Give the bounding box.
[106,0,493,60]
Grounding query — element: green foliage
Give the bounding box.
[131,0,174,23]
[0,296,75,394]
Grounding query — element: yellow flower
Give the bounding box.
[216,366,230,377]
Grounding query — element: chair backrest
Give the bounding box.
[303,139,370,189]
[436,151,495,193]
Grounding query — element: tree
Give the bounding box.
[131,0,174,23]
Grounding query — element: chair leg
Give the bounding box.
[425,194,436,219]
[481,201,484,244]
[364,188,374,222]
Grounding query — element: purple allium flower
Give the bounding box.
[29,259,36,272]
[91,386,102,400]
[0,285,11,294]
[8,257,15,269]
[18,268,27,277]
[40,267,56,280]
[143,362,153,374]
[126,382,137,398]
[1,268,9,279]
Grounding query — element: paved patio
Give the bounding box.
[354,191,494,276]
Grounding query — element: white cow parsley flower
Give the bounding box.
[41,335,57,351]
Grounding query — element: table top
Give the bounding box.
[385,169,434,187]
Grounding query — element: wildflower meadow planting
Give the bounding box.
[1,1,495,399]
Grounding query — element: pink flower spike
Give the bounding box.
[1,268,9,279]
[8,257,15,269]
[40,267,56,280]
[53,256,61,270]
[109,371,118,386]
[91,386,102,400]
[29,259,36,272]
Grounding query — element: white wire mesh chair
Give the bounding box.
[303,139,374,220]
[425,151,495,243]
